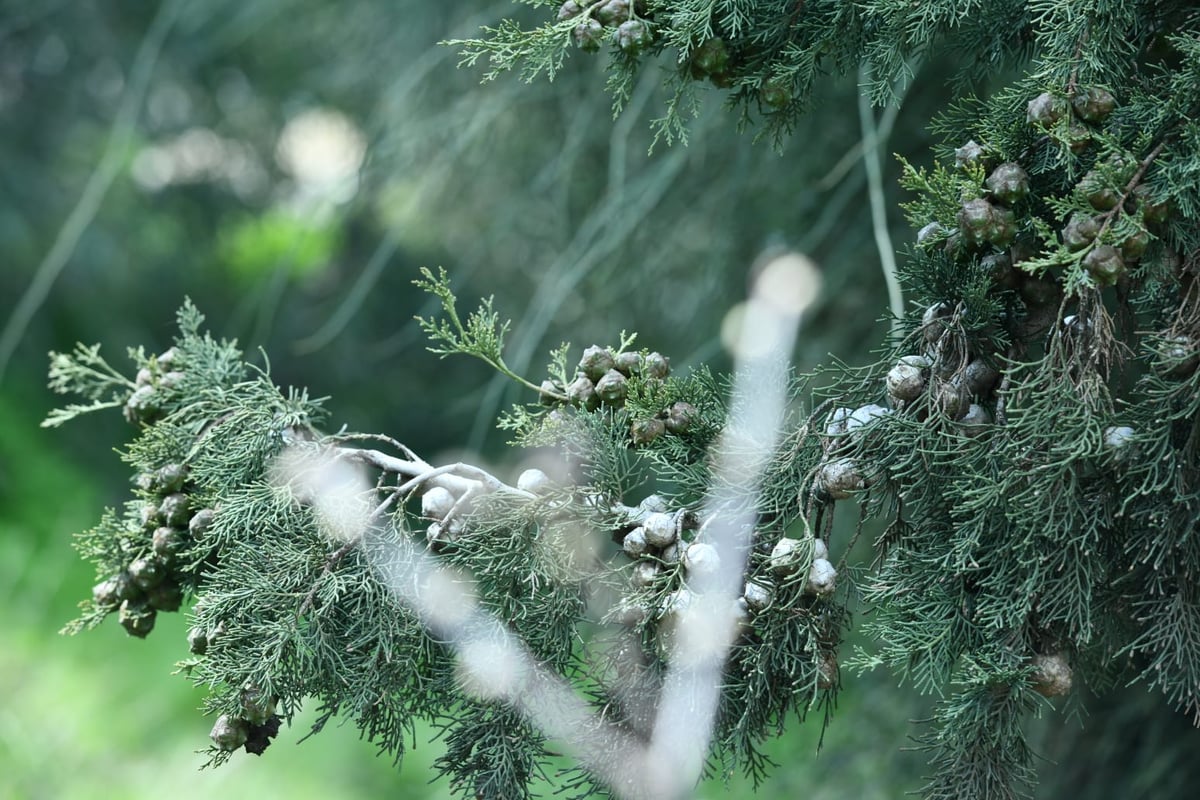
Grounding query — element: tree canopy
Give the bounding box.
[14,1,1200,799]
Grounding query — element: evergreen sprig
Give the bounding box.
[43,343,136,427]
[50,280,868,798]
[450,0,1043,147]
[415,266,568,400]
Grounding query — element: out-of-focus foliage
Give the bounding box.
[0,0,912,458]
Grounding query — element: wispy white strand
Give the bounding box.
[648,253,812,798]
[277,252,817,798]
[279,449,653,796]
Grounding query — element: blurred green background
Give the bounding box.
[6,2,1194,798]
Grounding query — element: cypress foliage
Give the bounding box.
[47,2,1200,798]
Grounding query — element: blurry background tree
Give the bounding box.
[3,1,1197,799]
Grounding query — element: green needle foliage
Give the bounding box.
[46,2,1200,799]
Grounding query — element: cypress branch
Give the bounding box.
[46,2,1200,797]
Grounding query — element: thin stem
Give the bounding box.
[298,481,409,618]
[1065,27,1090,97]
[492,357,567,399]
[394,461,534,499]
[56,353,136,392]
[1095,139,1168,240]
[298,539,358,618]
[326,432,427,464]
[858,63,905,337]
[337,446,535,500]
